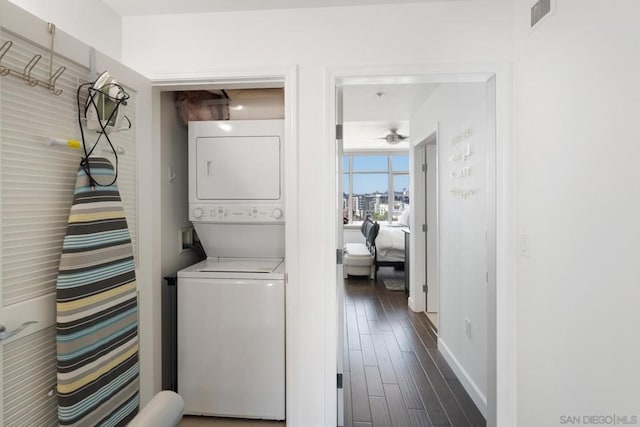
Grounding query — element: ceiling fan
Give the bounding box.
[379,128,409,145]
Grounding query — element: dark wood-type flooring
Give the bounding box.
[343,267,486,427]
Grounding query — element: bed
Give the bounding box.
[361,217,407,278]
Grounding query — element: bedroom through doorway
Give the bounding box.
[333,72,497,426]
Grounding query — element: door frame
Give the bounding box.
[410,128,439,316]
[150,66,299,418]
[335,85,345,426]
[325,64,514,427]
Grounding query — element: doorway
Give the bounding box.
[331,72,501,426]
[151,68,298,421]
[415,130,439,330]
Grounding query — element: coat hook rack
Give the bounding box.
[0,23,67,95]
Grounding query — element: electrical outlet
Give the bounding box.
[179,227,193,254]
[465,319,472,339]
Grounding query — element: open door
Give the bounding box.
[0,2,154,424]
[335,85,345,426]
[92,50,155,407]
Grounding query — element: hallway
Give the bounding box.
[343,268,485,427]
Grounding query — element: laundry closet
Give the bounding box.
[158,87,287,420]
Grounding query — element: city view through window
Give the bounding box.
[343,154,410,224]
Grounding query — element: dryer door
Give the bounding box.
[196,136,281,200]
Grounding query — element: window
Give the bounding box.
[342,154,410,224]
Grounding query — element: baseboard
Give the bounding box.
[438,337,487,418]
[408,296,419,312]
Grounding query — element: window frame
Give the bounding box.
[343,152,409,225]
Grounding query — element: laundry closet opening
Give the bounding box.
[158,87,285,277]
[156,83,288,421]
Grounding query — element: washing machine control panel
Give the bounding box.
[190,204,285,223]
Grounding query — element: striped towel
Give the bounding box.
[56,157,139,426]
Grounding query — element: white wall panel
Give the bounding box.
[3,327,57,427]
[0,30,138,305]
[0,30,90,306]
[0,28,139,426]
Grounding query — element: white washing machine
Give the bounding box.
[177,257,285,420]
[178,120,286,420]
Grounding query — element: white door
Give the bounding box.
[335,85,345,426]
[93,50,154,406]
[0,6,91,425]
[195,136,281,200]
[0,4,153,426]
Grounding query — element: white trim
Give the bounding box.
[438,337,488,417]
[485,74,498,426]
[150,66,300,423]
[149,67,289,88]
[493,66,517,427]
[325,69,338,427]
[325,63,515,427]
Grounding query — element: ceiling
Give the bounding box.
[342,83,438,152]
[101,0,443,16]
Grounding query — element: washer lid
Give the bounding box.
[197,257,283,273]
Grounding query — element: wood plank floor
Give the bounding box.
[343,267,486,427]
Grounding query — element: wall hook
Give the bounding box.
[23,54,41,86]
[0,40,13,76]
[0,320,38,340]
[49,65,66,95]
[0,22,66,95]
[47,23,65,95]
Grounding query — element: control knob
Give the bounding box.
[272,208,283,219]
[193,207,204,219]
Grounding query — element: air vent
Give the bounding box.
[531,0,551,28]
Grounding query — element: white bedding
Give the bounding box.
[375,225,407,261]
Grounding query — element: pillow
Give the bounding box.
[398,207,410,226]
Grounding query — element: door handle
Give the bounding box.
[0,321,38,340]
[205,160,212,176]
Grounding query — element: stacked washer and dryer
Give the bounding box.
[177,120,286,420]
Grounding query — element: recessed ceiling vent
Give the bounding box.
[531,0,551,28]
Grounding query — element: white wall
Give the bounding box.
[121,2,513,424]
[122,2,512,77]
[344,228,365,245]
[160,92,201,276]
[410,82,489,414]
[7,0,122,60]
[514,1,640,426]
